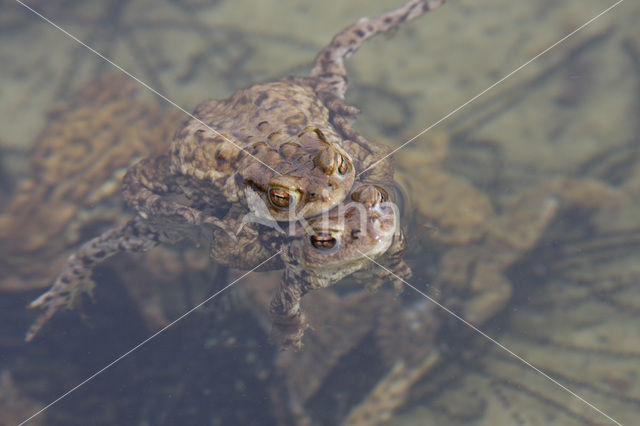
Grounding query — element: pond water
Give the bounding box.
[1,0,639,424]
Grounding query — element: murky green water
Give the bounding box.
[1,0,639,424]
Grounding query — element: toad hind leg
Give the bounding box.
[310,0,447,100]
[26,218,163,341]
[312,0,447,158]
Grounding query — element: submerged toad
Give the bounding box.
[0,74,182,293]
[0,73,223,329]
[27,0,446,341]
[26,182,407,347]
[270,183,409,348]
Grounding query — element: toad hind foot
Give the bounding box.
[26,218,163,341]
[310,0,447,100]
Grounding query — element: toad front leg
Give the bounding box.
[26,218,167,341]
[269,268,311,350]
[208,204,284,270]
[122,154,232,234]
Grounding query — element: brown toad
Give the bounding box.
[27,0,447,341]
[122,0,448,227]
[26,180,408,348]
[269,182,410,348]
[205,181,410,348]
[122,84,356,230]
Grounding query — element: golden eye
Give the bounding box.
[268,187,291,208]
[310,232,336,249]
[337,154,349,175]
[369,185,389,204]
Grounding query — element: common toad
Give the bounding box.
[121,0,448,226]
[26,181,408,348]
[27,0,447,342]
[270,182,409,348]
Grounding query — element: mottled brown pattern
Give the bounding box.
[269,182,409,348]
[122,1,451,226]
[0,74,182,292]
[25,0,449,345]
[126,80,357,224]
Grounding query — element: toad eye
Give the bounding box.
[336,154,349,176]
[268,187,298,210]
[310,232,337,250]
